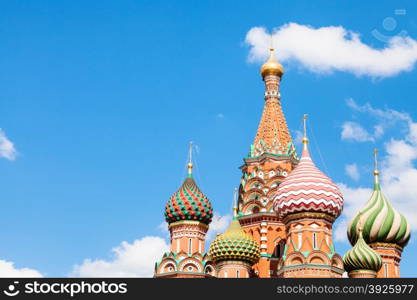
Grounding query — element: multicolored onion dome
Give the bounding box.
[165,176,213,225]
[261,48,284,78]
[208,217,260,265]
[343,231,382,273]
[273,142,344,220]
[347,174,411,248]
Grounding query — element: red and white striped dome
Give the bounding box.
[273,144,344,220]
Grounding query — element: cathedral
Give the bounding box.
[154,49,411,278]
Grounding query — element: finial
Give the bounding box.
[302,114,309,147]
[260,35,284,78]
[269,34,274,53]
[233,188,238,218]
[373,148,379,186]
[187,142,193,177]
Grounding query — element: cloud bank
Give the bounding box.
[71,236,169,277]
[245,23,417,77]
[0,260,42,277]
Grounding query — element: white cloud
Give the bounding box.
[0,260,43,277]
[335,184,373,242]
[245,23,417,77]
[71,236,169,277]
[334,219,349,242]
[341,121,375,142]
[337,104,417,242]
[206,213,231,241]
[346,98,410,122]
[342,99,411,143]
[345,163,360,181]
[0,129,17,161]
[71,214,231,278]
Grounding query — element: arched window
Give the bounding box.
[273,240,285,258]
[274,244,280,258]
[236,270,240,278]
[252,206,260,214]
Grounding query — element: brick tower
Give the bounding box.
[347,150,411,278]
[154,143,214,278]
[237,48,298,278]
[272,116,345,277]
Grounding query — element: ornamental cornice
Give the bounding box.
[369,242,403,252]
[169,220,208,230]
[283,212,336,224]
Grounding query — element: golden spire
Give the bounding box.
[373,148,379,186]
[260,44,284,78]
[187,141,193,177]
[233,188,238,218]
[302,114,309,150]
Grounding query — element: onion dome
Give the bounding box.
[208,193,260,264]
[343,229,382,274]
[273,115,344,221]
[260,48,284,78]
[164,143,213,225]
[347,150,411,247]
[208,217,260,264]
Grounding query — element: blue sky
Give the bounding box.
[0,0,417,277]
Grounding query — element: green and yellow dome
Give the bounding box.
[343,230,382,273]
[347,170,411,248]
[208,217,260,265]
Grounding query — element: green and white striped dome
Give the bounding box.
[347,173,411,248]
[343,231,382,273]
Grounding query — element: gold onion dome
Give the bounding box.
[343,230,382,274]
[208,216,260,265]
[260,48,284,78]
